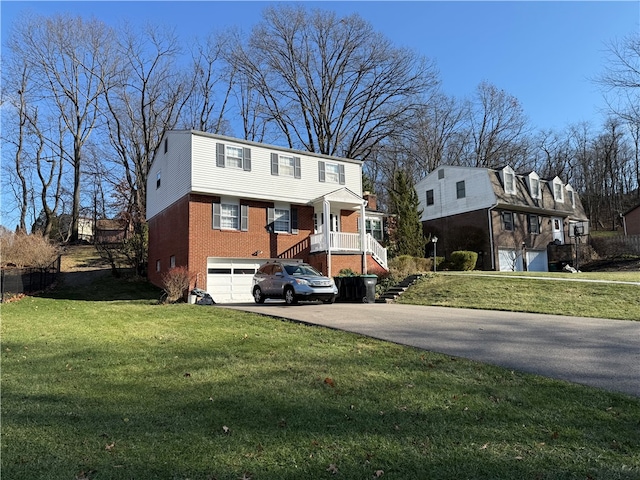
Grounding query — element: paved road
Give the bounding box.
[222,302,640,398]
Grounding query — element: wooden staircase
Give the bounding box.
[376,274,425,303]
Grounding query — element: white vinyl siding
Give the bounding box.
[416,166,497,222]
[147,131,363,220]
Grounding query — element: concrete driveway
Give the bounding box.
[222,302,640,398]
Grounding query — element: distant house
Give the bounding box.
[622,203,640,236]
[95,219,129,244]
[146,130,388,303]
[415,165,589,272]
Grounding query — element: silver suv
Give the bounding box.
[252,261,338,305]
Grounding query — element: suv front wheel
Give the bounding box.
[284,287,297,305]
[253,286,265,304]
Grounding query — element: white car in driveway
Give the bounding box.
[252,261,338,305]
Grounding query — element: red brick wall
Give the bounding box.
[148,194,388,287]
[148,196,190,287]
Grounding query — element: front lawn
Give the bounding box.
[2,275,639,479]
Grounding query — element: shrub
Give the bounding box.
[389,255,432,279]
[1,233,60,268]
[449,251,478,271]
[338,268,357,276]
[161,266,194,303]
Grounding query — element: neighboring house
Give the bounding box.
[416,165,589,272]
[146,130,388,303]
[95,219,129,244]
[77,217,94,242]
[622,203,640,236]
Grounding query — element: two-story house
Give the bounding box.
[146,130,388,302]
[416,165,589,272]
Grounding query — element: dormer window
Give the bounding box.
[501,166,516,195]
[566,185,575,207]
[527,172,541,199]
[553,177,564,202]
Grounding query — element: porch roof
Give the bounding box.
[310,187,366,211]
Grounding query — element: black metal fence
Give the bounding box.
[0,256,61,302]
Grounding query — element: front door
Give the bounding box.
[552,217,564,244]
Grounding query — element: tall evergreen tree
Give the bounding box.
[389,170,426,257]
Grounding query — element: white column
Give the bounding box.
[360,201,367,274]
[323,199,331,276]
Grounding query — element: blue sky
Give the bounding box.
[2,1,638,132]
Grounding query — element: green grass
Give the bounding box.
[398,273,640,320]
[2,273,640,479]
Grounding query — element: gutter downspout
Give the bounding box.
[487,204,498,271]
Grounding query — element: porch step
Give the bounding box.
[376,274,425,303]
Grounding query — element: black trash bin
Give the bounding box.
[360,275,377,303]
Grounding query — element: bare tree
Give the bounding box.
[102,22,192,230]
[183,32,234,134]
[598,33,640,125]
[227,4,439,159]
[9,13,117,241]
[464,81,530,168]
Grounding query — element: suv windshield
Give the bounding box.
[283,264,322,276]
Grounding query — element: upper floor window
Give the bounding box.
[438,169,445,179]
[216,143,252,171]
[502,211,514,231]
[456,180,466,199]
[553,178,564,202]
[504,172,516,193]
[318,161,345,184]
[213,200,249,231]
[567,188,575,207]
[271,153,301,178]
[156,171,161,189]
[426,189,434,206]
[164,138,168,154]
[170,255,176,269]
[530,178,540,198]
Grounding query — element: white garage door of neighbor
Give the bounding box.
[498,248,523,272]
[207,258,263,303]
[526,249,548,272]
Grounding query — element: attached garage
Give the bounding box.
[525,249,548,272]
[498,248,548,272]
[498,248,523,272]
[206,258,264,303]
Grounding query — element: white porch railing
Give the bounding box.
[310,232,388,270]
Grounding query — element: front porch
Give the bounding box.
[310,231,388,270]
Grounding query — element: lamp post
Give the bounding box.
[432,236,438,272]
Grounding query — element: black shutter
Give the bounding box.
[293,157,301,179]
[243,147,251,171]
[216,143,225,168]
[271,153,279,175]
[291,207,298,234]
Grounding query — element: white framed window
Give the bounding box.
[553,178,564,202]
[318,161,345,184]
[456,180,466,199]
[273,208,290,233]
[530,178,540,198]
[216,143,252,171]
[213,200,249,231]
[221,203,239,229]
[566,187,575,207]
[365,218,383,241]
[271,153,301,178]
[505,172,514,194]
[170,255,176,268]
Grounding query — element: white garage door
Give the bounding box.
[526,249,548,272]
[498,248,523,272]
[206,258,263,303]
